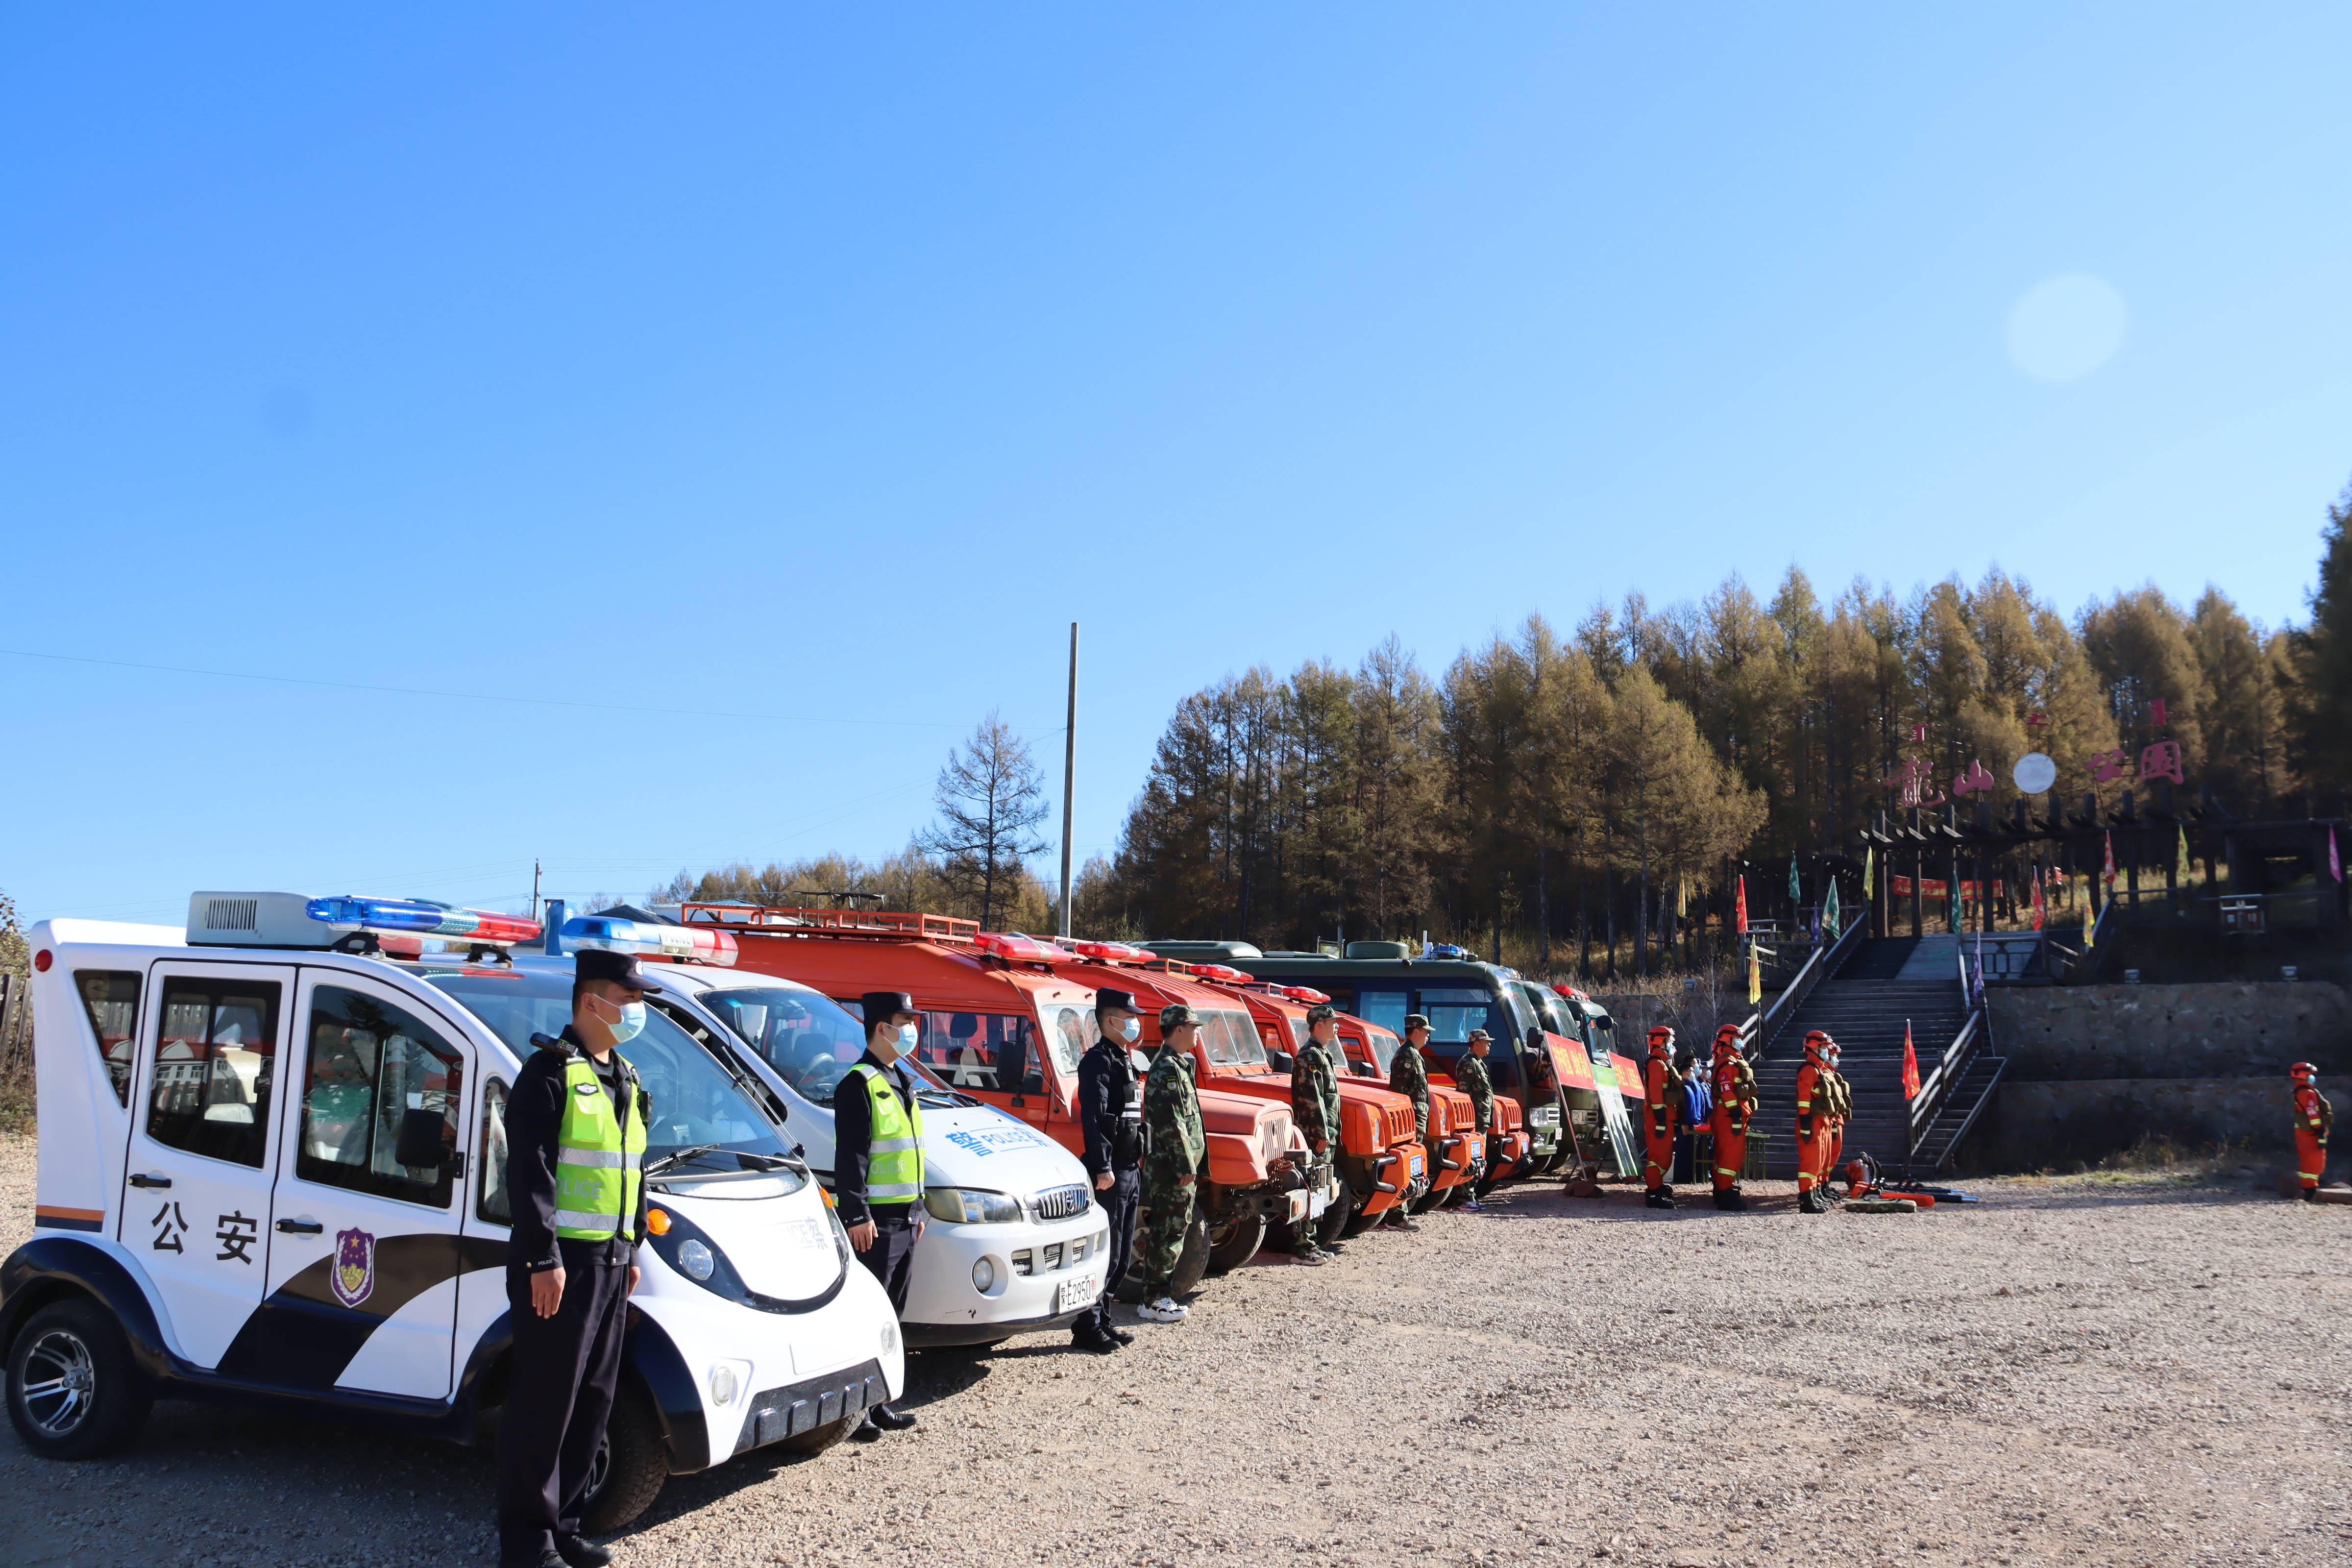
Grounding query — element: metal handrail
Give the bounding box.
[1908,1010,1981,1140]
[1735,917,1864,1060]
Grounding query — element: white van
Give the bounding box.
[0,896,904,1532]
[547,931,1112,1348]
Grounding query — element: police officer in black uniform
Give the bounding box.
[497,949,655,1568]
[835,990,925,1441]
[1072,987,1145,1352]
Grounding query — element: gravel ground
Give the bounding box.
[3,1131,2348,1568]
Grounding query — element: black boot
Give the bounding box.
[869,1402,918,1431]
[554,1537,613,1568]
[1713,1187,1745,1211]
[1798,1188,1828,1214]
[1644,1187,1676,1209]
[1071,1324,1121,1353]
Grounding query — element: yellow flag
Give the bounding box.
[2083,878,2095,948]
[1862,846,1874,899]
[1747,941,1763,1005]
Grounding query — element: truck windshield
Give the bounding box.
[1199,1007,1268,1068]
[1586,1010,1618,1060]
[690,986,870,1107]
[427,970,794,1167]
[1346,1029,1398,1076]
[1415,986,1514,1046]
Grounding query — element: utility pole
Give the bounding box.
[1059,622,1078,939]
[531,859,541,923]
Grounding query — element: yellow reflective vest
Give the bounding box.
[849,1061,925,1203]
[554,1053,646,1241]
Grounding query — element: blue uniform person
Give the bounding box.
[836,989,926,1440]
[1073,988,1146,1351]
[496,948,655,1568]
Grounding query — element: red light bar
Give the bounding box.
[678,902,980,944]
[1280,985,1330,1005]
[1554,984,1591,1001]
[1070,939,1159,964]
[1188,962,1254,983]
[972,931,1077,963]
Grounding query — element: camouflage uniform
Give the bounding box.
[1139,1019,1208,1292]
[1456,1040,1496,1199]
[1388,1027,1432,1140]
[1291,1012,1344,1257]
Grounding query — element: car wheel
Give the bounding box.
[777,1413,858,1455]
[578,1386,668,1535]
[1314,1173,1354,1250]
[1116,1203,1212,1302]
[1203,1214,1267,1275]
[6,1298,153,1461]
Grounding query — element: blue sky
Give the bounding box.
[5,5,2349,927]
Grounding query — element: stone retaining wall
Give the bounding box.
[1961,981,2345,1173]
[1988,981,2352,1079]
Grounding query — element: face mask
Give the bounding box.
[875,1023,915,1058]
[1115,1016,1141,1044]
[595,995,646,1045]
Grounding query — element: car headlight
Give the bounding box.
[924,1187,1024,1224]
[972,1256,997,1292]
[678,1238,716,1280]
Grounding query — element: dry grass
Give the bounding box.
[2008,1132,2260,1188]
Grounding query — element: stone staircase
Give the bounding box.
[1750,935,1986,1177]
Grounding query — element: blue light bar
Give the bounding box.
[562,915,738,967]
[306,896,543,945]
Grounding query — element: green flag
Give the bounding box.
[1824,879,1842,939]
[1789,852,1802,904]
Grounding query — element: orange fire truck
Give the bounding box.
[1092,955,1427,1255]
[679,905,1314,1300]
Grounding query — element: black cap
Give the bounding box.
[1096,988,1138,1015]
[862,990,917,1025]
[576,948,663,994]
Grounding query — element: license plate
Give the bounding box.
[1307,1189,1329,1220]
[1056,1272,1101,1314]
[1408,1151,1426,1180]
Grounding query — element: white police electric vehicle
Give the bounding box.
[0,894,904,1531]
[531,909,1111,1348]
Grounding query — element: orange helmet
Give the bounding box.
[1804,1029,1832,1062]
[1647,1025,1675,1057]
[2291,1061,2318,1084]
[1713,1024,1742,1057]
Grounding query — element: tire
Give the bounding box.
[1439,1176,1470,1208]
[1117,1205,1212,1302]
[1204,1214,1267,1275]
[578,1386,669,1536]
[1314,1173,1353,1250]
[6,1298,152,1461]
[777,1413,857,1456]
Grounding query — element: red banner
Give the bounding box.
[1889,876,2007,899]
[1547,1037,1597,1093]
[1901,1020,1921,1100]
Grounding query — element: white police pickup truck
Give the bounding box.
[0,894,904,1532]
[538,916,1111,1348]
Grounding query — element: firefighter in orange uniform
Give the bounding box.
[1795,1029,1834,1214]
[2290,1062,2330,1200]
[1642,1025,1680,1209]
[1708,1025,1756,1211]
[1822,1040,1852,1192]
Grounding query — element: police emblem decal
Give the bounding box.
[331,1226,376,1308]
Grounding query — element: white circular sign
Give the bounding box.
[2013,752,2057,794]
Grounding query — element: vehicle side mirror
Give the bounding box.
[394,1106,450,1171]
